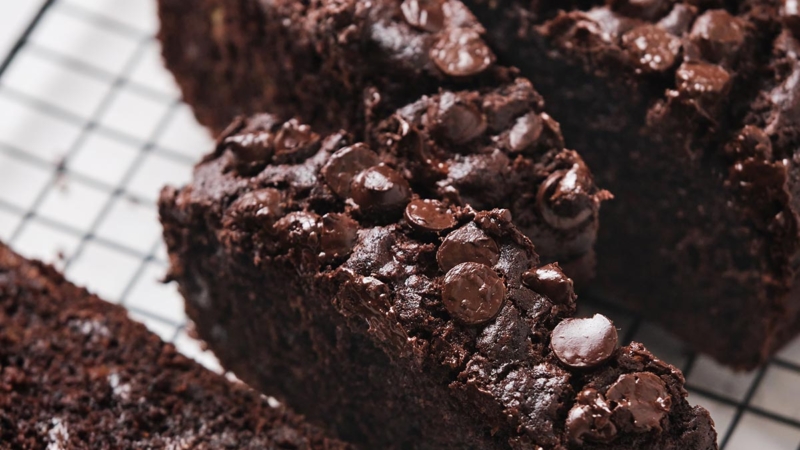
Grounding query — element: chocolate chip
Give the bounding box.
[675,61,731,99]
[441,262,506,325]
[225,188,283,224]
[724,125,773,161]
[430,28,495,77]
[225,131,274,171]
[273,211,321,248]
[551,314,618,368]
[405,199,457,233]
[537,162,596,231]
[522,263,576,305]
[481,78,540,132]
[783,0,800,38]
[507,112,544,153]
[271,119,321,164]
[610,0,670,20]
[401,0,447,33]
[566,388,618,445]
[622,24,681,73]
[607,372,672,433]
[435,94,487,144]
[688,10,746,65]
[657,4,697,36]
[437,222,500,272]
[350,165,412,219]
[321,144,381,198]
[321,213,360,259]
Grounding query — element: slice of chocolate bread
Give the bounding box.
[0,243,351,449]
[159,113,717,449]
[461,0,800,368]
[158,0,507,135]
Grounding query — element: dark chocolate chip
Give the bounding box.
[321,213,360,259]
[675,61,731,99]
[622,24,681,73]
[401,0,447,33]
[405,199,457,233]
[436,94,487,144]
[610,0,670,21]
[225,131,274,168]
[271,119,321,164]
[551,314,618,368]
[437,222,500,272]
[537,162,596,230]
[321,144,381,198]
[350,165,412,218]
[607,372,672,432]
[522,263,576,305]
[507,112,544,153]
[441,262,506,325]
[724,125,773,161]
[225,188,283,224]
[273,211,321,248]
[566,388,618,445]
[430,28,495,77]
[688,10,746,64]
[657,4,697,36]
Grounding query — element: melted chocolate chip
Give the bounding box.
[566,388,618,445]
[271,119,321,164]
[350,165,412,219]
[405,199,457,233]
[688,10,746,65]
[321,144,381,198]
[225,131,274,172]
[675,61,731,99]
[437,222,500,272]
[622,24,681,73]
[430,28,495,77]
[610,0,670,21]
[551,314,618,368]
[401,0,447,33]
[321,213,360,260]
[435,94,487,144]
[441,262,506,325]
[607,372,672,432]
[507,113,543,153]
[537,162,596,230]
[225,188,283,224]
[522,263,576,305]
[273,211,321,249]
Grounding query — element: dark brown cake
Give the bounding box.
[459,0,800,369]
[0,243,351,449]
[159,114,717,449]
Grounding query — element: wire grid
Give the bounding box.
[0,1,799,448]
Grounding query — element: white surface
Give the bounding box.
[0,0,797,448]
[0,1,48,58]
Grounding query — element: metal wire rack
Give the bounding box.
[0,1,799,448]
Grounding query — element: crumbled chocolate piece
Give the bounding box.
[622,24,681,73]
[441,262,506,324]
[566,388,618,445]
[724,125,773,161]
[537,162,596,230]
[607,372,672,433]
[404,199,457,233]
[435,93,488,144]
[437,222,500,271]
[401,0,447,32]
[322,144,381,198]
[430,28,495,77]
[551,314,618,368]
[351,165,412,219]
[321,213,360,259]
[688,10,746,65]
[522,263,576,305]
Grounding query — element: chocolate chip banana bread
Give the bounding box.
[460,0,800,368]
[158,0,507,135]
[159,114,717,449]
[0,243,351,449]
